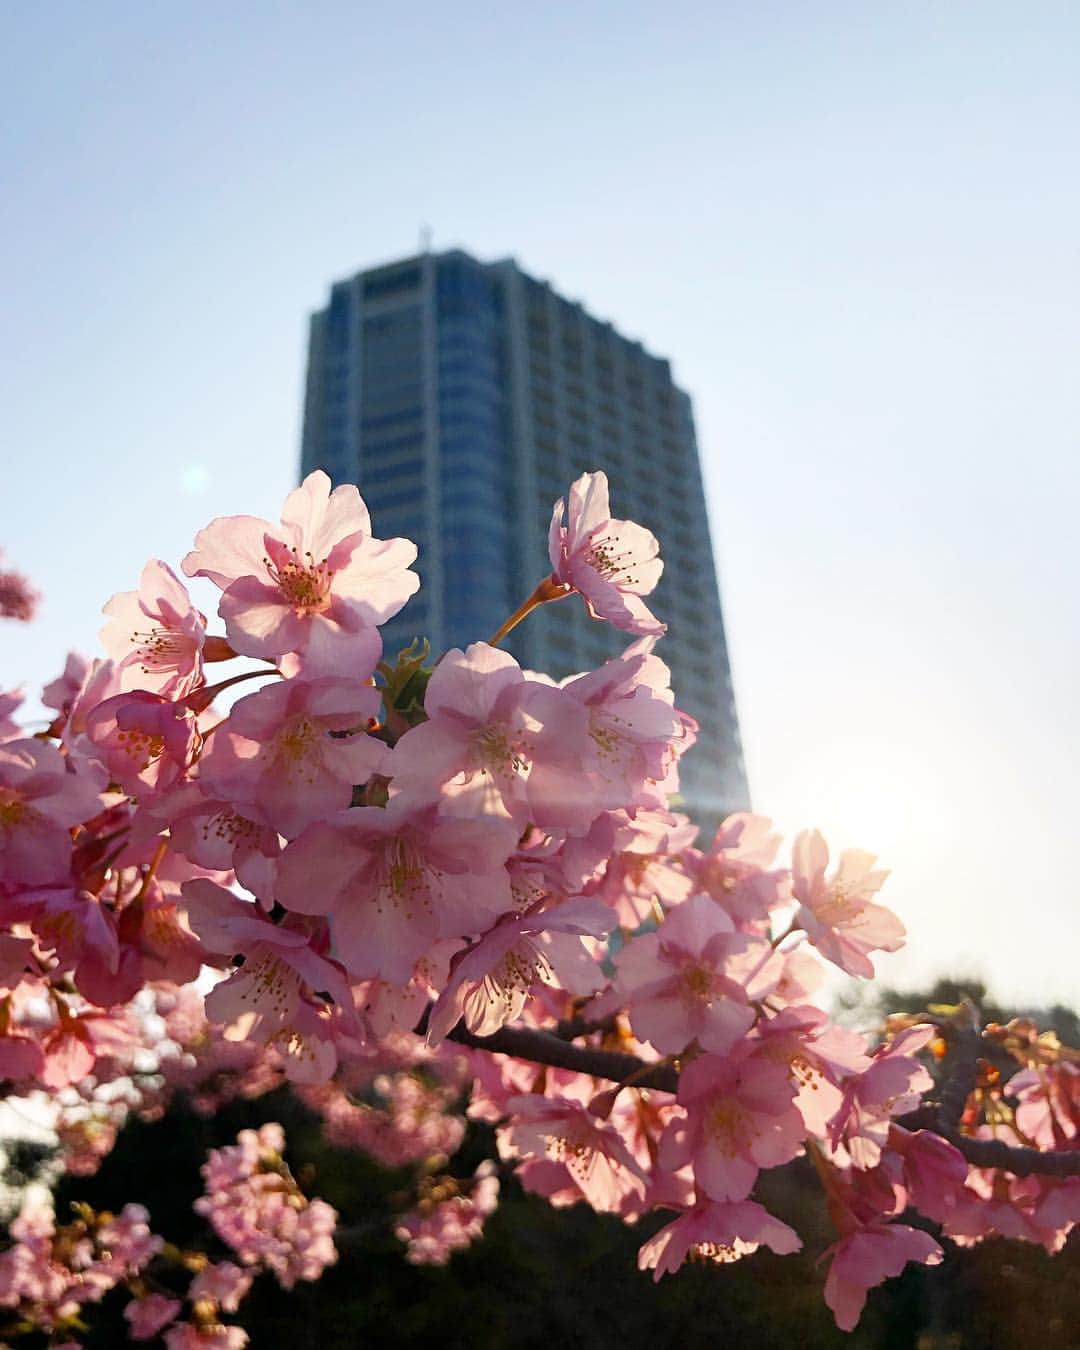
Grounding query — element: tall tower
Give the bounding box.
[300,249,749,823]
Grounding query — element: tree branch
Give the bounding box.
[437,1006,1080,1176]
[933,1126,1080,1178]
[443,1021,679,1093]
[923,1004,1080,1178]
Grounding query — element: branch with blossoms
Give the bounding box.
[0,1122,334,1349]
[2,467,1079,1345]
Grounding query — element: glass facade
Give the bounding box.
[435,254,515,652]
[300,249,749,823]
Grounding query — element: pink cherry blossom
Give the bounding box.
[41,651,88,717]
[427,897,612,1044]
[941,1143,1071,1252]
[822,1222,943,1331]
[189,1261,254,1313]
[85,690,199,796]
[686,812,791,926]
[275,798,518,984]
[101,559,208,696]
[194,1123,338,1290]
[548,470,665,636]
[149,782,282,897]
[886,1124,969,1223]
[534,639,688,813]
[12,884,126,1002]
[1010,1061,1080,1148]
[613,892,782,1057]
[394,1162,500,1265]
[182,469,418,676]
[59,657,122,751]
[356,939,461,1039]
[659,1045,805,1202]
[0,738,106,884]
[310,1070,467,1167]
[828,1025,935,1168]
[791,829,905,977]
[638,1199,802,1280]
[390,642,592,831]
[95,1202,162,1271]
[581,808,698,927]
[752,1004,871,1135]
[183,879,356,1079]
[500,1092,650,1212]
[125,1292,183,1340]
[199,676,384,837]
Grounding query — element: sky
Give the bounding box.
[1,2,1077,1008]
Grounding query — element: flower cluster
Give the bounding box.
[0,1123,329,1348]
[1,466,1078,1344]
[194,1123,338,1288]
[394,1162,501,1265]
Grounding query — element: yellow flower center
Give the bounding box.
[265,547,334,615]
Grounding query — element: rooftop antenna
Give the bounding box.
[419,224,433,254]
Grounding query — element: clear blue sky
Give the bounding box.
[2,2,1077,1008]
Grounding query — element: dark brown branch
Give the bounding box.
[934,1126,1080,1178]
[425,1003,1080,1177]
[922,1004,1080,1178]
[443,1021,679,1093]
[937,1014,982,1130]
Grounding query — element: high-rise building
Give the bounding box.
[300,248,748,823]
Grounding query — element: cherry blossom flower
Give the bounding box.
[548,470,665,636]
[1010,1061,1080,1148]
[100,559,208,696]
[0,738,107,884]
[752,1004,871,1135]
[183,879,357,1080]
[194,1123,338,1289]
[189,1261,254,1313]
[822,1221,943,1331]
[686,812,791,926]
[638,1199,802,1280]
[356,939,461,1039]
[613,892,782,1057]
[581,808,698,927]
[275,798,518,984]
[533,639,687,813]
[394,1162,500,1265]
[11,884,127,1003]
[125,1292,183,1340]
[427,896,612,1044]
[94,1202,163,1271]
[791,829,905,977]
[199,676,385,837]
[886,1125,969,1223]
[828,1025,935,1168]
[182,469,418,676]
[500,1093,650,1212]
[41,651,88,717]
[310,1071,467,1167]
[390,642,593,830]
[659,1045,805,1202]
[85,690,199,796]
[149,782,282,897]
